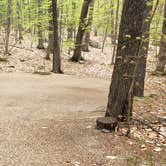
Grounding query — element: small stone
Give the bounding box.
[141,144,146,148]
[41,126,48,129]
[86,125,92,129]
[106,156,118,160]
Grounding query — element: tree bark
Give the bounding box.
[37,0,44,49]
[105,0,147,119]
[69,0,91,62]
[16,0,23,43]
[111,0,120,64]
[4,0,12,55]
[46,5,53,60]
[67,1,76,54]
[133,0,153,97]
[156,0,166,73]
[82,0,95,52]
[51,0,63,73]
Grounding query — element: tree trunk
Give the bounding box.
[51,0,63,73]
[101,0,111,53]
[105,0,147,119]
[67,1,76,54]
[59,0,64,52]
[69,0,91,62]
[156,0,166,73]
[16,0,23,43]
[133,0,153,97]
[37,0,44,49]
[111,0,120,64]
[46,5,53,60]
[110,0,115,44]
[82,0,95,52]
[4,0,12,55]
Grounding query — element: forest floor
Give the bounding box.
[0,37,166,165]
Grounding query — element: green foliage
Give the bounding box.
[0,0,165,50]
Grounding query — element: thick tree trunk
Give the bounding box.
[134,0,153,97]
[69,0,91,62]
[105,0,147,119]
[156,0,166,73]
[37,0,44,49]
[82,0,95,52]
[51,0,63,73]
[4,0,12,55]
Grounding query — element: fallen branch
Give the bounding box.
[133,116,166,139]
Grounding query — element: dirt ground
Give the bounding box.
[0,73,165,165]
[0,37,166,165]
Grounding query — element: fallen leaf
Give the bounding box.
[153,147,162,152]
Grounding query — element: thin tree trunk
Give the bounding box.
[105,0,147,119]
[46,5,53,60]
[110,0,114,44]
[59,0,64,52]
[101,0,111,52]
[69,0,91,62]
[16,0,23,43]
[52,0,63,73]
[67,1,76,54]
[37,0,44,49]
[156,0,166,73]
[4,0,12,55]
[111,0,120,64]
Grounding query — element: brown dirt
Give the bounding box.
[0,73,165,165]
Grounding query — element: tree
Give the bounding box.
[105,0,148,119]
[134,0,153,97]
[69,0,91,62]
[51,0,63,73]
[45,4,53,60]
[156,0,166,73]
[82,0,95,52]
[4,0,12,55]
[111,0,120,64]
[37,0,45,49]
[16,0,23,43]
[66,1,77,54]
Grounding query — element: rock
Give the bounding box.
[86,125,92,129]
[106,156,118,160]
[141,144,146,148]
[89,40,102,49]
[37,65,45,70]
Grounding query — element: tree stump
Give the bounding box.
[96,117,118,131]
